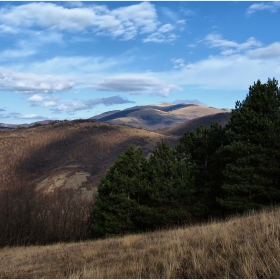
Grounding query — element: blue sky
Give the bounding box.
[0,1,280,124]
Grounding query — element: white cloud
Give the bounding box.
[205,33,262,55]
[158,24,174,33]
[172,58,185,69]
[246,42,280,60]
[0,48,36,60]
[43,101,56,107]
[0,67,75,94]
[143,31,178,43]
[157,53,280,91]
[52,95,135,113]
[0,2,159,40]
[246,2,280,16]
[22,114,40,119]
[27,94,45,101]
[177,20,186,25]
[91,75,182,96]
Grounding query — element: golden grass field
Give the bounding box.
[1,207,280,278]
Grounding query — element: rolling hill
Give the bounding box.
[0,103,232,197]
[0,119,178,197]
[91,103,231,131]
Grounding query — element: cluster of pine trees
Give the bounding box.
[90,78,280,238]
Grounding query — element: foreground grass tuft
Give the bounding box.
[1,207,280,278]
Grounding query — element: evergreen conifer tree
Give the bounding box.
[175,123,225,219]
[145,141,193,227]
[90,146,147,238]
[218,78,280,213]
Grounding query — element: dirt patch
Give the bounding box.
[36,170,91,194]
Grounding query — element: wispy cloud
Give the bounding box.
[246,2,280,16]
[157,52,280,91]
[51,95,135,114]
[143,32,178,43]
[21,55,125,76]
[246,42,280,60]
[0,31,65,62]
[205,33,262,55]
[0,24,18,33]
[161,7,179,22]
[143,17,185,43]
[171,58,185,69]
[91,75,182,96]
[0,112,48,121]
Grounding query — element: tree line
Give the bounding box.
[0,78,279,246]
[90,78,280,238]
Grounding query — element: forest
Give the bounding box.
[89,78,280,238]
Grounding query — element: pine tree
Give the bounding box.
[218,78,280,213]
[146,141,193,227]
[175,123,225,220]
[90,146,148,238]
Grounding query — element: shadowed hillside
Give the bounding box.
[159,112,231,137]
[0,119,178,197]
[0,119,179,245]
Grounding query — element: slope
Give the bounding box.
[160,112,232,137]
[1,207,279,278]
[0,119,178,197]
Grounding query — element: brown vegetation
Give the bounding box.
[0,120,178,245]
[1,207,280,278]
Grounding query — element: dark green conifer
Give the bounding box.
[175,123,225,220]
[146,141,193,227]
[90,146,147,238]
[218,78,280,213]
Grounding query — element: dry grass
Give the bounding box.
[1,207,280,278]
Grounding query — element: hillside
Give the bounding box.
[0,119,178,197]
[91,103,230,131]
[1,207,279,278]
[159,111,231,137]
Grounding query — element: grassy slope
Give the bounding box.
[0,120,178,196]
[1,207,280,278]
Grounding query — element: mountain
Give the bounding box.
[90,103,231,131]
[0,103,231,197]
[159,112,232,137]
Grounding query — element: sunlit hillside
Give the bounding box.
[91,103,230,131]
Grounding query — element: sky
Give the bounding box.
[0,1,280,124]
